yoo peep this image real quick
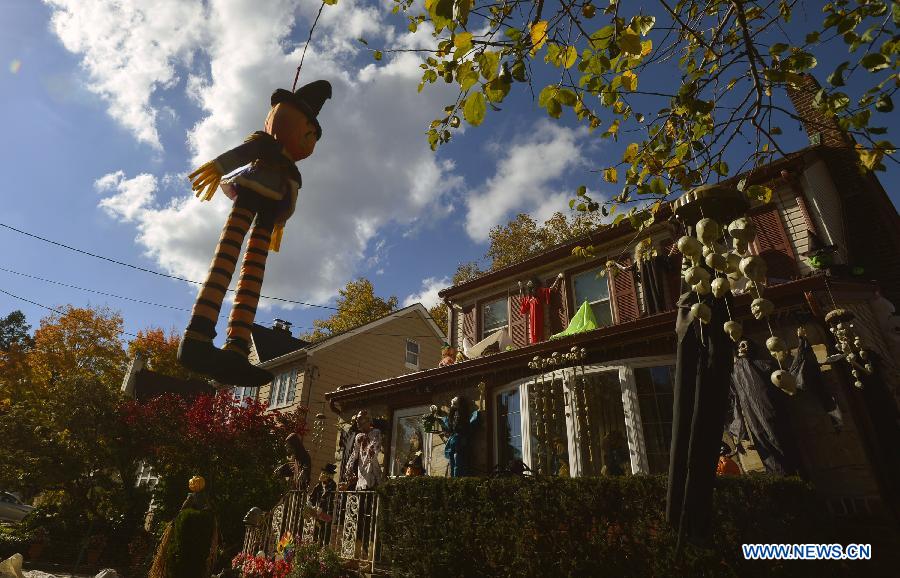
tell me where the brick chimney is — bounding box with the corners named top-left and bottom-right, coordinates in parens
top-left (786, 74), bottom-right (900, 303)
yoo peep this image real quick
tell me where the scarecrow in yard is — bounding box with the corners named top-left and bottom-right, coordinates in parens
top-left (149, 475), bottom-right (218, 578)
top-left (178, 80), bottom-right (332, 387)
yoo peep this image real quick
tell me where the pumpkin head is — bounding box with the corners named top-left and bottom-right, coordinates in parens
top-left (189, 475), bottom-right (206, 493)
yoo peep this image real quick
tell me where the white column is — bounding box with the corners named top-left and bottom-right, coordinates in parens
top-left (620, 365), bottom-right (650, 474)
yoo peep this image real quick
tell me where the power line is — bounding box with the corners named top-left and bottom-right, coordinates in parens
top-left (0, 287), bottom-right (140, 339)
top-left (0, 222), bottom-right (338, 310)
top-left (0, 266), bottom-right (192, 312)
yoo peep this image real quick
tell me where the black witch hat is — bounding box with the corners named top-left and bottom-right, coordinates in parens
top-left (321, 463), bottom-right (337, 475)
top-left (802, 229), bottom-right (836, 257)
top-left (271, 80), bottom-right (332, 139)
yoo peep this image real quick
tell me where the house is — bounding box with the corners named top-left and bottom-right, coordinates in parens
top-left (324, 74), bottom-right (900, 528)
top-left (247, 304), bottom-right (445, 473)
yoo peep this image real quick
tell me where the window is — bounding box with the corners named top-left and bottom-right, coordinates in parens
top-left (572, 268), bottom-right (613, 326)
top-left (269, 368), bottom-right (298, 409)
top-left (495, 388), bottom-right (523, 469)
top-left (232, 386), bottom-right (258, 407)
top-left (390, 406), bottom-right (432, 476)
top-left (405, 339), bottom-right (420, 368)
top-left (525, 377), bottom-right (571, 476)
top-left (481, 297), bottom-right (509, 340)
top-left (633, 365), bottom-right (675, 474)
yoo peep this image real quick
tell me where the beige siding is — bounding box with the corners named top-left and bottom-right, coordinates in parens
top-left (801, 159), bottom-right (848, 263)
top-left (772, 185), bottom-right (814, 276)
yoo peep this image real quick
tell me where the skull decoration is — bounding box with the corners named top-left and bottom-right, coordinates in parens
top-left (739, 255), bottom-right (768, 283)
top-left (705, 253), bottom-right (728, 272)
top-left (684, 265), bottom-right (711, 286)
top-left (765, 336), bottom-right (786, 353)
top-left (693, 278), bottom-right (711, 295)
top-left (677, 235), bottom-right (703, 262)
top-left (711, 277), bottom-right (731, 298)
top-left (727, 217), bottom-right (756, 254)
top-left (725, 252), bottom-right (742, 274)
top-left (690, 302), bottom-right (712, 324)
top-left (695, 218), bottom-right (722, 247)
top-left (724, 320), bottom-right (743, 342)
top-left (751, 298), bottom-right (775, 320)
top-left (771, 369), bottom-right (797, 395)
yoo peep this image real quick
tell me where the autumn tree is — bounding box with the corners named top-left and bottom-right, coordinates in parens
top-left (376, 0), bottom-right (896, 227)
top-left (0, 310), bottom-right (32, 351)
top-left (128, 327), bottom-right (204, 381)
top-left (428, 303), bottom-right (449, 336)
top-left (303, 278), bottom-right (399, 341)
top-left (486, 211), bottom-right (605, 269)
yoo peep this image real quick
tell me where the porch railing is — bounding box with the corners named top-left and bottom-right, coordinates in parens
top-left (242, 489), bottom-right (384, 573)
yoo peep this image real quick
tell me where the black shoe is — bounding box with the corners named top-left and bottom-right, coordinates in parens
top-left (177, 336), bottom-right (220, 375)
top-left (208, 349), bottom-right (273, 387)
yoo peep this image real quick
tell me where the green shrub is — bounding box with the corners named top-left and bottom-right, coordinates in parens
top-left (377, 474), bottom-right (890, 577)
top-left (166, 508), bottom-right (216, 578)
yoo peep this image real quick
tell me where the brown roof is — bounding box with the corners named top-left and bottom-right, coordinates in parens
top-left (250, 323), bottom-right (308, 362)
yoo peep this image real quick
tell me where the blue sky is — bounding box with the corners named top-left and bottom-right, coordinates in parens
top-left (1, 0), bottom-right (898, 343)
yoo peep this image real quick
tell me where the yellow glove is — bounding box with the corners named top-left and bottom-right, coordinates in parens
top-left (188, 161), bottom-right (223, 201)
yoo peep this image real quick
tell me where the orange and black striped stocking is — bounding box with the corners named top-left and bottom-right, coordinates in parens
top-left (185, 204), bottom-right (255, 341)
top-left (223, 219), bottom-right (274, 357)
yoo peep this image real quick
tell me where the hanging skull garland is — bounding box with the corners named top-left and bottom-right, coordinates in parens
top-left (824, 308), bottom-right (875, 388)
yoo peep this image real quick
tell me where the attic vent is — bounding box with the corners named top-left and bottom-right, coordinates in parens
top-left (273, 319), bottom-right (293, 334)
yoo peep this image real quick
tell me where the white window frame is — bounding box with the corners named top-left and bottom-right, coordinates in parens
top-left (571, 267), bottom-right (613, 326)
top-left (493, 382), bottom-right (527, 469)
top-left (232, 385), bottom-right (258, 407)
top-left (493, 355), bottom-right (676, 477)
top-left (390, 405), bottom-right (433, 477)
top-left (481, 296), bottom-right (509, 340)
top-left (269, 368), bottom-right (298, 409)
top-left (405, 339), bottom-right (420, 370)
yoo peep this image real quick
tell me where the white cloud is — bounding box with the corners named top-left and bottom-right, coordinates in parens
top-left (48, 0), bottom-right (463, 309)
top-left (96, 171), bottom-right (157, 223)
top-left (45, 0), bottom-right (206, 149)
top-left (403, 276), bottom-right (451, 309)
top-left (464, 121), bottom-right (587, 242)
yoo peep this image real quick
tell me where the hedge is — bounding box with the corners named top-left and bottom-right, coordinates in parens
top-left (377, 475), bottom-right (895, 577)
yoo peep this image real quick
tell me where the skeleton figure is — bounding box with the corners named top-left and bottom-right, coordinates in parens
top-left (728, 339), bottom-right (799, 475)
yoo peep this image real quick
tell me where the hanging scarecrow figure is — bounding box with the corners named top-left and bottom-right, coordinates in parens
top-left (178, 81), bottom-right (332, 386)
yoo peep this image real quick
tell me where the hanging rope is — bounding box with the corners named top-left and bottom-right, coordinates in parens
top-left (293, 1), bottom-right (328, 91)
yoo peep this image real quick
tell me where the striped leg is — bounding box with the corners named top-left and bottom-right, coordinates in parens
top-left (185, 205), bottom-right (255, 341)
top-left (223, 218), bottom-right (273, 356)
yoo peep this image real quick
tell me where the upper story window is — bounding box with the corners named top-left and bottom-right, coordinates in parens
top-left (481, 297), bottom-right (509, 340)
top-left (232, 386), bottom-right (258, 407)
top-left (572, 268), bottom-right (613, 326)
top-left (269, 368), bottom-right (298, 409)
top-left (406, 339), bottom-right (420, 368)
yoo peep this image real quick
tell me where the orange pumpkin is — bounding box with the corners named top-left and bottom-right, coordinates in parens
top-left (189, 475), bottom-right (205, 492)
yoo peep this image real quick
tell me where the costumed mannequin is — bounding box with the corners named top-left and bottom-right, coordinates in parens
top-left (149, 476), bottom-right (218, 578)
top-left (728, 338), bottom-right (800, 475)
top-left (344, 410), bottom-right (384, 490)
top-left (440, 396), bottom-right (482, 477)
top-left (518, 274), bottom-right (563, 344)
top-left (178, 81), bottom-right (333, 387)
top-left (438, 344), bottom-right (457, 367)
top-left (632, 241), bottom-right (675, 315)
top-left (308, 464), bottom-right (337, 541)
top-left (274, 433), bottom-right (312, 491)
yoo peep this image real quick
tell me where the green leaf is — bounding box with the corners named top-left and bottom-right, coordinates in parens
top-left (479, 51), bottom-right (500, 80)
top-left (861, 52), bottom-right (889, 72)
top-left (538, 85), bottom-right (557, 108)
top-left (463, 91), bottom-right (486, 126)
top-left (455, 0), bottom-right (471, 26)
top-left (556, 88), bottom-right (577, 106)
top-left (827, 61), bottom-right (849, 86)
top-left (425, 0), bottom-right (454, 32)
top-left (649, 178), bottom-right (666, 196)
top-left (589, 25), bottom-right (615, 50)
top-left (622, 142), bottom-right (639, 163)
top-left (714, 160), bottom-right (729, 176)
top-left (621, 70), bottom-right (637, 91)
top-left (805, 31), bottom-right (820, 44)
top-left (632, 15), bottom-right (656, 35)
top-left (769, 43), bottom-right (789, 57)
top-left (618, 30), bottom-right (642, 56)
top-left (511, 61), bottom-right (526, 82)
top-left (875, 94), bottom-right (894, 113)
top-left (357, 38), bottom-right (368, 46)
top-left (485, 76), bottom-right (511, 103)
top-left (603, 167), bottom-right (618, 183)
top-left (456, 62), bottom-right (479, 91)
top-left (745, 184), bottom-right (773, 203)
top-left (564, 46), bottom-right (578, 69)
top-left (373, 50), bottom-right (383, 61)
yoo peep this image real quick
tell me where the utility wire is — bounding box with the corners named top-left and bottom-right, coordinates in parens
top-left (0, 222), bottom-right (337, 310)
top-left (0, 287), bottom-right (140, 339)
top-left (0, 266), bottom-right (192, 312)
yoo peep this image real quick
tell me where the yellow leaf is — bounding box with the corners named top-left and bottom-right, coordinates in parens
top-left (564, 45), bottom-right (578, 69)
top-left (622, 70), bottom-right (637, 91)
top-left (607, 119), bottom-right (620, 135)
top-left (622, 142), bottom-right (639, 163)
top-left (530, 21), bottom-right (549, 55)
top-left (641, 39), bottom-right (653, 56)
top-left (603, 167), bottom-right (618, 183)
top-left (454, 32), bottom-right (473, 53)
